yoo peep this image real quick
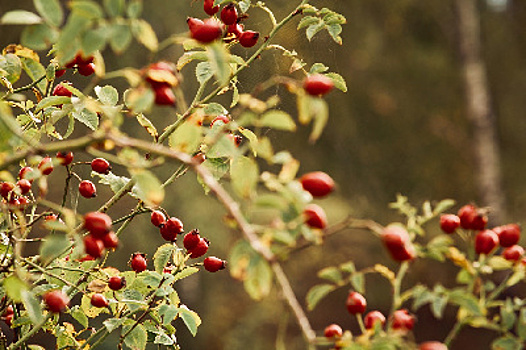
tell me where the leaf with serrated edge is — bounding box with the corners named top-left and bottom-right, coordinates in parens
top-left (306, 284), bottom-right (335, 311)
top-left (178, 305), bottom-right (201, 337)
top-left (153, 244), bottom-right (176, 274)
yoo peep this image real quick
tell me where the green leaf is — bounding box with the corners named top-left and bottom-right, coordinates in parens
top-left (21, 23), bottom-right (59, 51)
top-left (131, 19), bottom-right (158, 51)
top-left (154, 333), bottom-right (174, 345)
top-left (196, 62), bottom-right (213, 85)
top-left (306, 283), bottom-right (335, 311)
top-left (309, 63), bottom-right (329, 74)
top-left (327, 24), bottom-right (343, 45)
top-left (449, 289), bottom-right (482, 316)
top-left (153, 244), bottom-right (176, 274)
top-left (244, 256), bottom-right (272, 301)
top-left (70, 305), bottom-right (89, 328)
top-left (491, 336), bottom-right (523, 350)
top-left (34, 0), bottom-right (63, 27)
top-left (238, 0), bottom-right (251, 13)
top-left (94, 172), bottom-right (131, 194)
top-left (70, 1), bottom-right (103, 19)
top-left (207, 42), bottom-right (231, 86)
top-left (306, 22), bottom-right (326, 41)
top-left (72, 106), bottom-right (99, 130)
top-left (127, 0), bottom-right (143, 18)
top-left (433, 199), bottom-right (456, 215)
top-left (501, 299), bottom-right (516, 331)
top-left (317, 267), bottom-right (342, 283)
top-left (21, 290), bottom-right (44, 325)
top-left (3, 275), bottom-right (28, 303)
top-left (1, 11), bottom-right (42, 25)
top-left (158, 304), bottom-right (179, 325)
top-left (350, 273), bottom-right (365, 294)
top-left (489, 256), bottom-right (513, 271)
top-left (39, 234), bottom-right (70, 265)
top-left (104, 0), bottom-right (125, 16)
top-left (104, 317), bottom-right (127, 333)
top-left (517, 308), bottom-right (526, 340)
top-left (178, 305), bottom-right (201, 337)
top-left (259, 110), bottom-right (296, 131)
top-left (169, 121), bottom-right (203, 154)
top-left (35, 96), bottom-right (71, 112)
top-left (430, 294), bottom-right (448, 319)
top-left (122, 323), bottom-right (147, 350)
top-left (303, 97), bottom-right (329, 142)
top-left (173, 267), bottom-right (199, 282)
top-left (131, 169), bottom-right (165, 207)
top-left (230, 156), bottom-right (259, 198)
top-left (204, 102), bottom-right (228, 116)
top-left (298, 16), bottom-right (319, 30)
top-left (177, 51), bottom-right (208, 71)
top-left (20, 57), bottom-right (47, 94)
top-left (110, 23), bottom-right (133, 53)
top-left (136, 113), bottom-right (158, 139)
top-left (0, 54), bottom-right (22, 84)
top-left (325, 72), bottom-right (347, 92)
top-left (124, 87), bottom-right (155, 113)
top-left (81, 27), bottom-right (108, 56)
top-left (95, 85), bottom-right (119, 106)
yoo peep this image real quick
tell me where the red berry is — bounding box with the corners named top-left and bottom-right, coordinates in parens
top-left (203, 256), bottom-right (226, 272)
top-left (221, 4), bottom-right (238, 25)
top-left (300, 171), bottom-right (335, 198)
top-left (364, 310), bottom-right (386, 330)
top-left (75, 54), bottom-right (94, 65)
top-left (210, 114), bottom-right (230, 128)
top-left (494, 224), bottom-right (521, 248)
top-left (154, 85), bottom-right (176, 106)
top-left (17, 196), bottom-right (29, 209)
top-left (84, 212), bottom-right (112, 238)
top-left (418, 341), bottom-right (448, 350)
top-left (303, 74), bottom-right (334, 96)
top-left (160, 217), bottom-right (184, 242)
top-left (238, 30), bottom-right (259, 48)
top-left (108, 276), bottom-right (126, 291)
top-left (391, 309), bottom-right (416, 331)
top-left (323, 323), bottom-right (343, 338)
top-left (43, 290), bottom-right (70, 313)
top-left (382, 225), bottom-right (416, 262)
top-left (79, 180), bottom-right (97, 198)
top-left (102, 231), bottom-right (119, 250)
top-left (55, 69), bottom-right (66, 78)
top-left (502, 245), bottom-right (524, 262)
top-left (304, 204), bottom-right (328, 229)
top-left (188, 17), bottom-right (223, 43)
top-left (0, 182), bottom-right (14, 198)
top-left (204, 0), bottom-right (219, 15)
top-left (91, 293), bottom-right (109, 308)
top-left (474, 229), bottom-right (499, 255)
top-left (84, 234), bottom-right (105, 258)
top-left (440, 214), bottom-right (460, 234)
top-left (16, 179), bottom-right (32, 195)
top-left (91, 158), bottom-right (111, 174)
top-left (130, 253), bottom-right (148, 273)
top-left (192, 152), bottom-right (206, 164)
top-left (458, 204), bottom-right (487, 230)
top-left (150, 210), bottom-right (166, 227)
top-left (56, 151), bottom-right (74, 166)
top-left (183, 229), bottom-right (201, 251)
top-left (78, 62), bottom-right (95, 76)
top-left (227, 23), bottom-right (244, 37)
top-left (38, 156), bottom-right (54, 176)
top-left (52, 82), bottom-right (73, 97)
top-left (189, 238), bottom-right (209, 258)
top-left (2, 305), bottom-right (14, 317)
top-left (18, 166), bottom-right (34, 182)
top-left (346, 291), bottom-right (367, 314)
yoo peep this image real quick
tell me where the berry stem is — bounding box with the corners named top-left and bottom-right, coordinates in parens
top-left (355, 314), bottom-right (367, 334)
top-left (386, 261), bottom-right (409, 330)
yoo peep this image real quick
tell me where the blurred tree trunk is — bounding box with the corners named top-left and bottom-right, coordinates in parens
top-left (455, 0), bottom-right (506, 223)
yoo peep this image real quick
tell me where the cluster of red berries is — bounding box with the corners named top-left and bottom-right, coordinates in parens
top-left (55, 53), bottom-right (96, 78)
top-left (299, 171), bottom-right (335, 230)
top-left (187, 1), bottom-right (259, 48)
top-left (143, 61), bottom-right (178, 106)
top-left (1, 305), bottom-right (14, 326)
top-left (440, 204), bottom-right (524, 263)
top-left (78, 157), bottom-right (112, 199)
top-left (83, 212), bottom-right (119, 259)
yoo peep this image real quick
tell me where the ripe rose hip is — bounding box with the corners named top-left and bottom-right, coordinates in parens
top-left (188, 17), bottom-right (223, 43)
top-left (364, 310), bottom-right (386, 330)
top-left (150, 210), bottom-right (166, 227)
top-left (52, 82), bottom-right (73, 97)
top-left (0, 182), bottom-right (14, 198)
top-left (183, 229), bottom-right (201, 251)
top-left (303, 74), bottom-right (334, 96)
top-left (130, 253), bottom-right (148, 273)
top-left (323, 323), bottom-right (343, 338)
top-left (102, 231), bottom-right (119, 250)
top-left (475, 229), bottom-right (499, 255)
top-left (502, 245), bottom-right (524, 262)
top-left (204, 0), bottom-right (219, 15)
top-left (84, 234), bottom-right (105, 258)
top-left (18, 166), bottom-right (34, 182)
top-left (16, 179), bottom-right (32, 195)
top-left (239, 30), bottom-right (260, 48)
top-left (160, 217), bottom-right (184, 242)
top-left (227, 23), bottom-right (244, 37)
top-left (189, 237), bottom-right (209, 258)
top-left (91, 158), bottom-right (111, 174)
top-left (391, 309), bottom-right (415, 331)
top-left (43, 290), bottom-right (70, 313)
top-left (418, 341), bottom-right (448, 350)
top-left (494, 224), bottom-right (521, 248)
top-left (56, 151), bottom-right (74, 166)
top-left (79, 180), bottom-right (97, 198)
top-left (382, 225), bottom-right (416, 262)
top-left (346, 291), bottom-right (367, 314)
top-left (440, 214), bottom-right (460, 234)
top-left (108, 275), bottom-right (126, 291)
top-left (300, 171), bottom-right (335, 197)
top-left (55, 69), bottom-right (66, 78)
top-left (221, 4), bottom-right (238, 25)
top-left (154, 85), bottom-right (176, 106)
top-left (304, 204), bottom-right (328, 229)
top-left (78, 62), bottom-right (96, 76)
top-left (84, 212), bottom-right (112, 238)
top-left (91, 293), bottom-right (109, 308)
top-left (38, 156), bottom-right (54, 176)
top-left (203, 256), bottom-right (226, 272)
top-left (458, 204), bottom-right (487, 230)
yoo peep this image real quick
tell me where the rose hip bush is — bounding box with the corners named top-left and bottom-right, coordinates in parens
top-left (0, 1), bottom-right (523, 350)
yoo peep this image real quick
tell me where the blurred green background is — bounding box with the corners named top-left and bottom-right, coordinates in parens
top-left (1, 0), bottom-right (526, 349)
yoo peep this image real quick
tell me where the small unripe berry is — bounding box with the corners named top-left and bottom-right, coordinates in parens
top-left (84, 234), bottom-right (105, 258)
top-left (183, 229), bottom-right (201, 251)
top-left (91, 158), bottom-right (111, 174)
top-left (150, 210), bottom-right (166, 227)
top-left (108, 276), bottom-right (126, 291)
top-left (300, 171), bottom-right (335, 197)
top-left (418, 341), bottom-right (448, 350)
top-left (303, 74), bottom-right (334, 96)
top-left (502, 245), bottom-right (524, 262)
top-left (56, 151), bottom-right (74, 166)
top-left (439, 214), bottom-right (460, 234)
top-left (238, 30), bottom-right (259, 48)
top-left (475, 229), bottom-right (499, 255)
top-left (304, 204), bottom-right (328, 229)
top-left (221, 4), bottom-right (238, 25)
top-left (364, 310), bottom-right (386, 330)
top-left (203, 256), bottom-right (226, 272)
top-left (79, 180), bottom-right (97, 198)
top-left (43, 290), bottom-right (70, 313)
top-left (91, 293), bottom-right (109, 308)
top-left (130, 253), bottom-right (148, 273)
top-left (189, 237), bottom-right (209, 258)
top-left (38, 156), bottom-right (54, 176)
top-left (346, 291), bottom-right (367, 314)
top-left (324, 324), bottom-right (343, 338)
top-left (84, 212), bottom-right (112, 238)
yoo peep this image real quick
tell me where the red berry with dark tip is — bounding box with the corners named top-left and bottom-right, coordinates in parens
top-left (324, 324), bottom-right (343, 338)
top-left (502, 245), bottom-right (524, 262)
top-left (102, 231), bottom-right (119, 250)
top-left (16, 179), bottom-right (31, 195)
top-left (364, 310), bottom-right (386, 330)
top-left (221, 4), bottom-right (238, 25)
top-left (227, 23), bottom-right (244, 37)
top-left (391, 309), bottom-right (416, 331)
top-left (458, 204), bottom-right (487, 230)
top-left (188, 17), bottom-right (223, 43)
top-left (238, 30), bottom-right (259, 48)
top-left (160, 217), bottom-right (184, 242)
top-left (91, 158), bottom-right (111, 174)
top-left (418, 341), bottom-right (448, 350)
top-left (183, 229), bottom-right (201, 251)
top-left (91, 293), bottom-right (109, 308)
top-left (154, 85), bottom-right (176, 106)
top-left (79, 180), bottom-right (97, 198)
top-left (475, 229), bottom-right (499, 255)
top-left (203, 256), bottom-right (226, 272)
top-left (150, 210), bottom-right (166, 227)
top-left (304, 204), bottom-right (328, 229)
top-left (300, 171), bottom-right (335, 198)
top-left (84, 212), bottom-right (112, 238)
top-left (346, 291), bottom-right (367, 314)
top-left (0, 182), bottom-right (14, 198)
top-left (494, 224), bottom-right (521, 248)
top-left (43, 290), bottom-right (70, 313)
top-left (52, 82), bottom-right (73, 97)
top-left (108, 275), bottom-right (126, 291)
top-left (84, 234), bottom-right (105, 258)
top-left (189, 238), bottom-right (209, 258)
top-left (56, 151), bottom-right (74, 166)
top-left (78, 63), bottom-right (96, 76)
top-left (204, 0), bottom-right (219, 15)
top-left (440, 214), bottom-right (460, 234)
top-left (303, 74), bottom-right (334, 96)
top-left (38, 156), bottom-right (54, 176)
top-left (130, 253), bottom-right (148, 273)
